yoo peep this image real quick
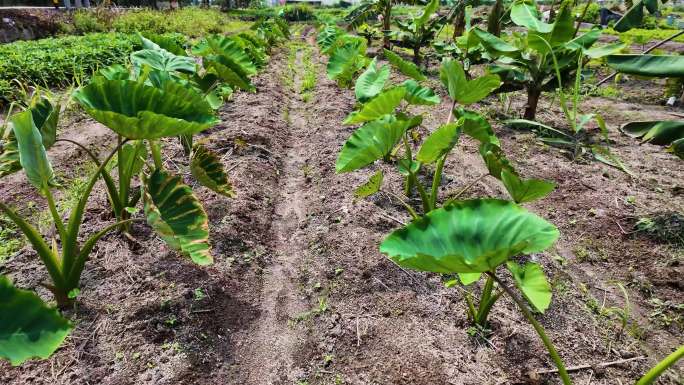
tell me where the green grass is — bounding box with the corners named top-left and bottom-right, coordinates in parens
top-left (0, 215), bottom-right (22, 266)
top-left (600, 27), bottom-right (684, 45)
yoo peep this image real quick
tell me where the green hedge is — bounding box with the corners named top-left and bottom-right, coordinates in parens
top-left (0, 33), bottom-right (139, 103)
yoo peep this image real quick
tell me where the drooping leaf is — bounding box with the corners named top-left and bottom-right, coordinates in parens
top-left (471, 28), bottom-right (520, 57)
top-left (440, 59), bottom-right (501, 105)
top-left (10, 110), bottom-right (57, 192)
top-left (0, 132), bottom-right (20, 178)
top-left (0, 275), bottom-right (73, 366)
top-left (416, 0), bottom-right (440, 27)
top-left (131, 49), bottom-right (196, 74)
top-left (402, 80), bottom-right (440, 106)
top-left (416, 121), bottom-right (462, 164)
top-left (354, 170), bottom-right (384, 198)
top-left (455, 109), bottom-right (500, 145)
top-left (191, 144), bottom-right (236, 198)
top-left (621, 120), bottom-right (684, 145)
top-left (142, 169), bottom-right (212, 265)
top-left (501, 169), bottom-right (555, 203)
top-left (383, 49), bottom-right (426, 81)
top-left (140, 33), bottom-right (187, 56)
top-left (355, 58), bottom-right (390, 103)
top-left (668, 138), bottom-right (684, 159)
top-left (192, 35), bottom-right (257, 75)
top-left (506, 261), bottom-right (552, 313)
top-left (549, 0), bottom-right (574, 45)
top-left (205, 54), bottom-right (256, 92)
top-left (379, 199), bottom-right (559, 274)
top-left (614, 1), bottom-right (645, 32)
top-left (343, 87), bottom-right (407, 125)
top-left (480, 142), bottom-right (516, 179)
top-left (336, 115), bottom-right (412, 173)
top-left (510, 0), bottom-right (553, 33)
top-left (606, 55), bottom-right (684, 78)
top-left (73, 79), bottom-right (218, 140)
top-left (583, 43), bottom-right (626, 59)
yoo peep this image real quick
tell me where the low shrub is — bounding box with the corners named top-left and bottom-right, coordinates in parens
top-left (112, 8), bottom-right (248, 37)
top-left (72, 10), bottom-right (108, 33)
top-left (573, 2), bottom-right (601, 24)
top-left (0, 33), bottom-right (140, 104)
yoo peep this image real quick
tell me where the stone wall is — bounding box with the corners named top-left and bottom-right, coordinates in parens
top-left (0, 10), bottom-right (61, 43)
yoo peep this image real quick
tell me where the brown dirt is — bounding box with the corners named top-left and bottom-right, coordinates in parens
top-left (1, 27), bottom-right (682, 385)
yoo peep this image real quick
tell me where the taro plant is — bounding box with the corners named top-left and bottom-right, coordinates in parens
top-left (379, 199), bottom-right (571, 384)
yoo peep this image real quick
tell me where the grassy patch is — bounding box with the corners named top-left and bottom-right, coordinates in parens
top-left (0, 215), bottom-right (23, 266)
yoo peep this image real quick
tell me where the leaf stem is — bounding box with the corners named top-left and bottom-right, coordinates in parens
top-left (487, 271), bottom-right (572, 385)
top-left (150, 140), bottom-right (163, 169)
top-left (636, 345), bottom-right (684, 385)
top-left (429, 154), bottom-right (446, 210)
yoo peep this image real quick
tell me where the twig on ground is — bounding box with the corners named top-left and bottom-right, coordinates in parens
top-left (535, 356), bottom-right (645, 375)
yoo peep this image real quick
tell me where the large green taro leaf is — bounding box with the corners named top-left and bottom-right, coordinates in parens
top-left (191, 144), bottom-right (236, 198)
top-left (355, 58), bottom-right (390, 103)
top-left (131, 49), bottom-right (196, 74)
top-left (440, 59), bottom-right (501, 105)
top-left (142, 169), bottom-right (212, 265)
top-left (205, 54), bottom-right (256, 92)
top-left (140, 33), bottom-right (187, 56)
top-left (621, 120), bottom-right (684, 145)
top-left (383, 49), bottom-right (426, 81)
top-left (336, 115), bottom-right (412, 173)
top-left (344, 87), bottom-right (406, 125)
top-left (402, 80), bottom-right (440, 106)
top-left (416, 121), bottom-right (462, 164)
top-left (73, 79), bottom-right (218, 140)
top-left (606, 55), bottom-right (684, 78)
top-left (193, 35), bottom-right (257, 76)
top-left (327, 44), bottom-right (366, 87)
top-left (10, 110), bottom-right (58, 192)
top-left (0, 276), bottom-right (72, 366)
top-left (380, 199), bottom-right (559, 274)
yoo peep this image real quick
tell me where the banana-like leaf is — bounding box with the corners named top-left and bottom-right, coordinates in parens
top-left (337, 115), bottom-right (412, 173)
top-left (471, 28), bottom-right (520, 57)
top-left (669, 138), bottom-right (684, 159)
top-left (10, 110), bottom-right (57, 192)
top-left (383, 49), bottom-right (426, 81)
top-left (614, 1), bottom-right (645, 32)
top-left (621, 120), bottom-right (684, 145)
top-left (583, 43), bottom-right (626, 59)
top-left (0, 132), bottom-right (20, 178)
top-left (0, 276), bottom-right (73, 366)
top-left (355, 58), bottom-right (390, 103)
top-left (344, 87), bottom-right (406, 125)
top-left (416, 0), bottom-right (440, 27)
top-left (142, 169), bottom-right (212, 265)
top-left (549, 0), bottom-right (574, 45)
top-left (506, 261), bottom-right (552, 313)
top-left (416, 121), bottom-right (462, 164)
top-left (131, 49), bottom-right (196, 74)
top-left (501, 169), bottom-right (555, 203)
top-left (440, 59), bottom-right (501, 105)
top-left (380, 199), bottom-right (559, 274)
top-left (191, 144), bottom-right (236, 198)
top-left (402, 80), bottom-right (440, 106)
top-left (205, 54), bottom-right (256, 92)
top-left (606, 55), bottom-right (684, 78)
top-left (510, 0), bottom-right (553, 33)
top-left (354, 170), bottom-right (384, 198)
top-left (73, 79), bottom-right (218, 140)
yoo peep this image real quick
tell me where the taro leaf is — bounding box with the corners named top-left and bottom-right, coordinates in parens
top-left (458, 272), bottom-right (482, 285)
top-left (606, 55), bottom-right (684, 78)
top-left (402, 80), bottom-right (440, 106)
top-left (97, 64), bottom-right (131, 80)
top-left (383, 49), bottom-right (426, 81)
top-left (506, 261), bottom-right (552, 313)
top-left (343, 87), bottom-right (406, 125)
top-left (317, 25), bottom-right (345, 51)
top-left (10, 110), bottom-right (58, 192)
top-left (501, 169), bottom-right (555, 203)
top-left (140, 33), bottom-right (186, 56)
top-left (379, 199), bottom-right (559, 274)
top-left (480, 142), bottom-right (516, 179)
top-left (131, 49), bottom-right (196, 74)
top-left (354, 170), bottom-right (384, 198)
top-left (192, 35), bottom-right (257, 75)
top-left (73, 79), bottom-right (218, 140)
top-left (510, 0), bottom-right (553, 33)
top-left (0, 275), bottom-right (73, 366)
top-left (621, 121), bottom-right (684, 145)
top-left (191, 144), bottom-right (236, 198)
top-left (0, 133), bottom-right (20, 178)
top-left (397, 158), bottom-right (421, 176)
top-left (440, 59), bottom-right (501, 105)
top-left (416, 121), bottom-right (462, 164)
top-left (355, 58), bottom-right (390, 103)
top-left (456, 109), bottom-right (500, 145)
top-left (205, 55), bottom-right (256, 92)
top-left (30, 98), bottom-right (58, 148)
top-left (142, 169), bottom-right (212, 265)
top-left (337, 115), bottom-right (412, 173)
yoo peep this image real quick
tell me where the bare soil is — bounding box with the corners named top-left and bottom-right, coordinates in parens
top-left (1, 27), bottom-right (682, 385)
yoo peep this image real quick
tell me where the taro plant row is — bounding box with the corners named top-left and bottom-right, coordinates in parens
top-left (0, 17), bottom-right (291, 366)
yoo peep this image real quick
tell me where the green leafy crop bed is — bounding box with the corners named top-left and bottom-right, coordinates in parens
top-left (0, 33), bottom-right (140, 104)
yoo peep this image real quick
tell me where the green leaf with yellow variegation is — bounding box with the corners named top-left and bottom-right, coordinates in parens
top-left (354, 170), bottom-right (384, 198)
top-left (191, 144), bottom-right (236, 198)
